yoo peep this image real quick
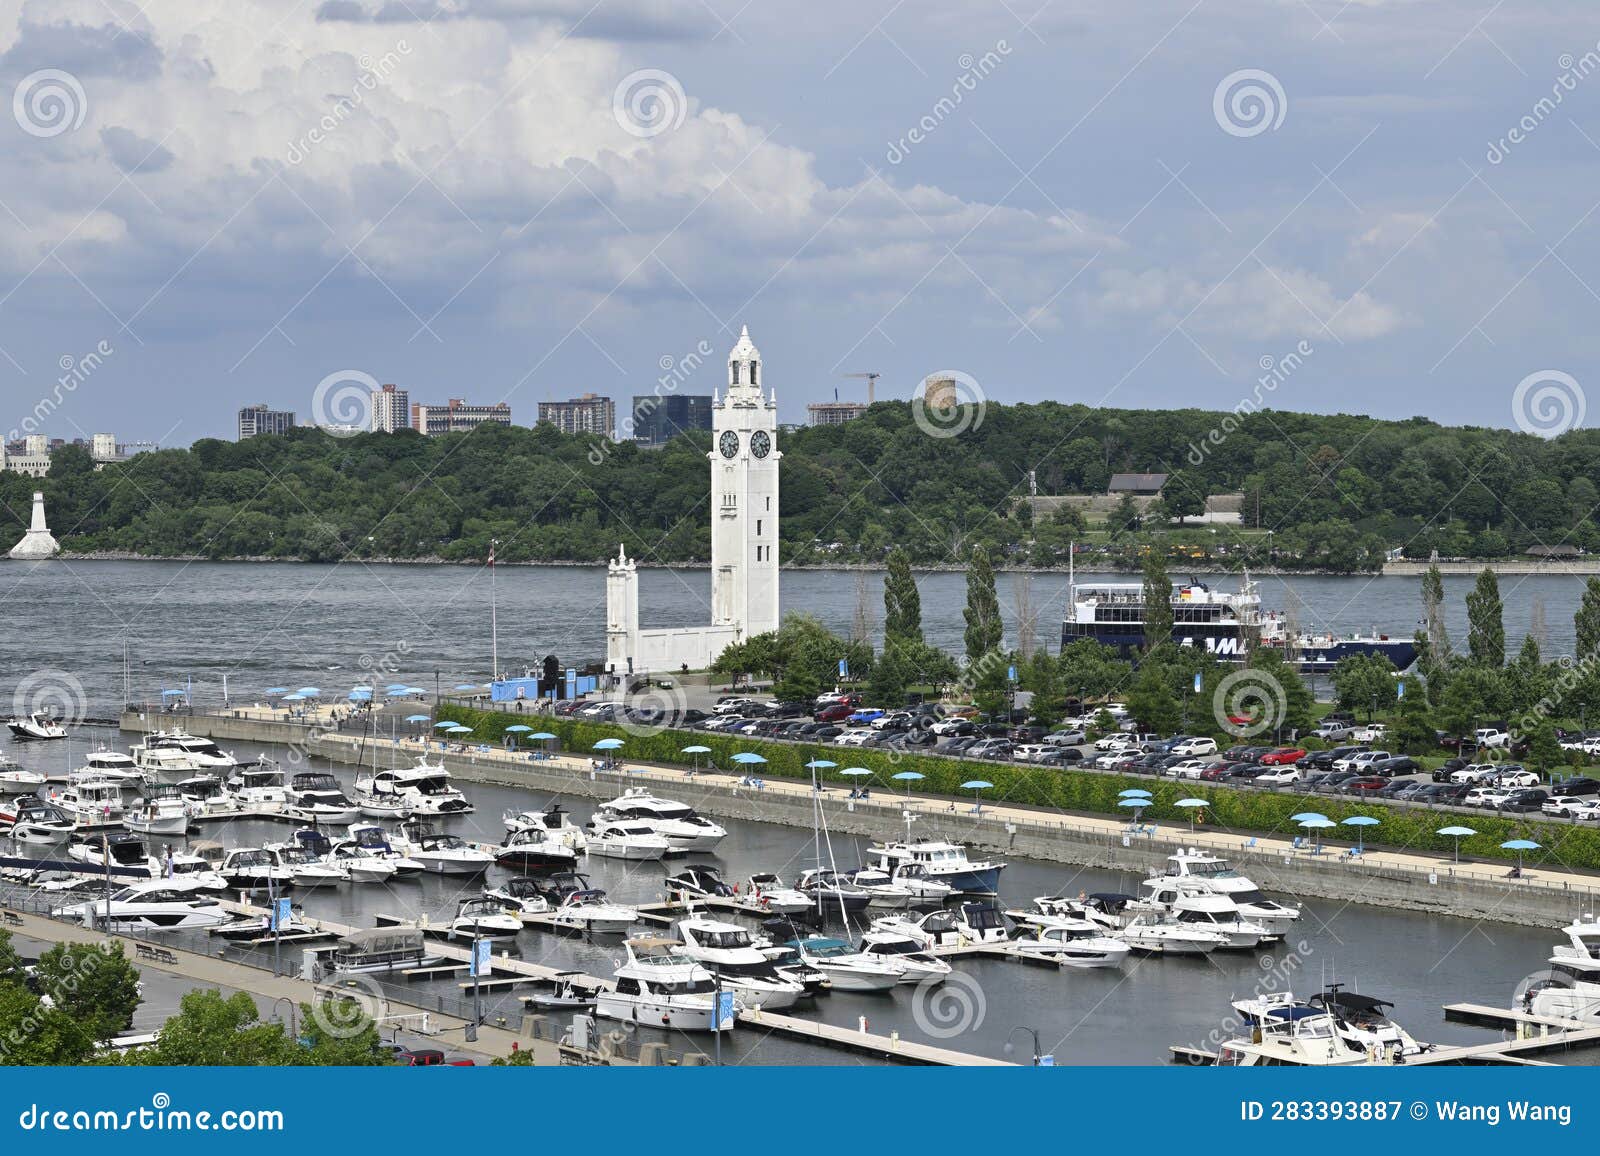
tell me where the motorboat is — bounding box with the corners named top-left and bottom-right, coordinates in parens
top-left (8, 712), bottom-right (66, 741)
top-left (175, 774), bottom-right (243, 818)
top-left (399, 827), bottom-right (492, 876)
top-left (66, 830), bottom-right (158, 878)
top-left (0, 757), bottom-right (45, 793)
top-left (1235, 986), bottom-right (1429, 1061)
top-left (856, 928), bottom-right (952, 983)
top-left (841, 867), bottom-right (914, 910)
top-left (1023, 892), bottom-right (1137, 935)
top-left (1, 795), bottom-right (74, 842)
top-left (493, 825), bottom-right (580, 872)
top-left (218, 847), bottom-right (296, 893)
top-left (547, 888), bottom-right (638, 935)
top-left (448, 896), bottom-right (522, 941)
top-left (51, 780), bottom-right (126, 827)
top-left (858, 861), bottom-right (953, 905)
top-left (1527, 913), bottom-right (1600, 1023)
top-left (595, 938), bottom-right (741, 1031)
top-left (123, 783), bottom-right (191, 838)
top-left (786, 936), bottom-right (901, 992)
top-left (130, 730), bottom-right (237, 773)
top-left (328, 927), bottom-right (445, 974)
top-left (796, 867), bottom-right (872, 915)
top-left (594, 788), bottom-right (727, 852)
top-left (1120, 914), bottom-right (1228, 956)
top-left (270, 844), bottom-right (346, 889)
top-left (864, 840), bottom-right (1005, 894)
top-left (356, 757), bottom-right (471, 816)
top-left (349, 788), bottom-right (411, 822)
top-left (583, 820), bottom-right (671, 861)
top-left (1135, 883), bottom-right (1269, 949)
top-left (736, 873), bottom-right (813, 916)
top-left (664, 864), bottom-right (736, 901)
top-left (869, 908), bottom-right (969, 950)
top-left (1145, 849), bottom-right (1300, 938)
top-left (1215, 1004), bottom-right (1377, 1066)
top-left (327, 841), bottom-right (400, 884)
top-left (286, 772), bottom-right (360, 826)
top-left (952, 903), bottom-right (1011, 944)
top-left (501, 803), bottom-right (586, 850)
top-left (485, 877), bottom-right (554, 916)
top-left (52, 878), bottom-right (229, 931)
top-left (1009, 920), bottom-right (1131, 969)
top-left (674, 915), bottom-right (808, 1009)
top-left (210, 906), bottom-right (318, 941)
top-left (525, 972), bottom-right (596, 1010)
top-left (161, 846), bottom-right (228, 892)
top-left (229, 763), bottom-right (289, 809)
top-left (76, 748), bottom-right (144, 784)
top-left (757, 941), bottom-right (830, 997)
top-left (344, 824), bottom-right (425, 878)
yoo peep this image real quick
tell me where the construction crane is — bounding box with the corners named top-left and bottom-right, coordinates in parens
top-left (841, 371), bottom-right (880, 405)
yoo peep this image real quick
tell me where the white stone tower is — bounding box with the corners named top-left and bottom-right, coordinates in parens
top-left (710, 325), bottom-right (781, 636)
top-left (605, 545), bottom-right (639, 673)
top-left (9, 492), bottom-right (59, 560)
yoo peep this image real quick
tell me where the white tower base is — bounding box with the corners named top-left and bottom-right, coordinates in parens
top-left (9, 492), bottom-right (59, 560)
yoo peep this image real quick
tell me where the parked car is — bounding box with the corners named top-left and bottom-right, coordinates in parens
top-left (1311, 746), bottom-right (1362, 771)
top-left (1314, 720), bottom-right (1358, 741)
top-left (1342, 776), bottom-right (1389, 794)
top-left (1315, 772), bottom-right (1363, 794)
top-left (1170, 736), bottom-right (1218, 757)
top-left (1450, 762), bottom-right (1501, 785)
top-left (966, 739), bottom-right (1014, 760)
top-left (1333, 750), bottom-right (1389, 774)
top-left (1376, 779), bottom-right (1425, 799)
top-left (1432, 758), bottom-right (1471, 783)
top-left (814, 703), bottom-right (852, 722)
top-left (1367, 756), bottom-right (1420, 778)
top-left (929, 718), bottom-right (976, 737)
top-left (1036, 748), bottom-right (1084, 766)
top-left (1168, 758), bottom-right (1215, 780)
top-left (1551, 777), bottom-right (1600, 797)
top-left (1045, 728), bottom-right (1088, 746)
top-left (1487, 768), bottom-right (1539, 789)
top-left (1500, 789), bottom-right (1550, 813)
top-left (1474, 728), bottom-right (1511, 749)
top-left (1011, 744), bottom-right (1050, 763)
top-left (1255, 765), bottom-right (1302, 786)
top-left (1259, 746), bottom-right (1307, 766)
top-left (1351, 723), bottom-right (1389, 744)
top-left (1463, 786), bottom-right (1511, 809)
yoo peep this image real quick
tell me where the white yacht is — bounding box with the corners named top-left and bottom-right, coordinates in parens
top-left (229, 764), bottom-right (289, 809)
top-left (1145, 849), bottom-right (1300, 938)
top-left (271, 844), bottom-right (345, 889)
top-left (399, 828), bottom-right (492, 876)
top-left (53, 878), bottom-right (229, 931)
top-left (502, 804), bottom-right (587, 850)
top-left (448, 896), bottom-right (522, 941)
top-left (856, 928), bottom-right (953, 983)
top-left (1009, 920), bottom-right (1131, 969)
top-left (1215, 1005), bottom-right (1377, 1066)
top-left (131, 730), bottom-right (237, 773)
top-left (343, 825), bottom-right (425, 878)
top-left (547, 888), bottom-right (638, 934)
top-left (356, 757), bottom-right (471, 816)
top-left (1135, 884), bottom-right (1269, 950)
top-left (1236, 987), bottom-right (1427, 1061)
top-left (8, 712), bottom-right (66, 741)
top-left (1120, 914), bottom-right (1228, 956)
top-left (842, 867), bottom-right (915, 910)
top-left (492, 825), bottom-right (580, 872)
top-left (285, 772), bottom-right (360, 825)
top-left (123, 783), bottom-right (190, 838)
top-left (675, 915), bottom-right (808, 1009)
top-left (67, 830), bottom-right (158, 877)
top-left (952, 903), bottom-right (1013, 944)
top-left (796, 867), bottom-right (872, 914)
top-left (1528, 914), bottom-right (1600, 1023)
top-left (175, 774), bottom-right (243, 819)
top-left (594, 788), bottom-right (727, 852)
top-left (486, 877), bottom-right (554, 917)
top-left (0, 758), bottom-right (45, 793)
top-left (869, 908), bottom-right (971, 950)
top-left (864, 840), bottom-right (1005, 894)
top-left (327, 841), bottom-right (400, 884)
top-left (596, 938), bottom-right (740, 1032)
top-left (74, 749), bottom-right (144, 784)
top-left (3, 796), bottom-right (74, 842)
top-left (584, 820), bottom-right (671, 861)
top-left (787, 936), bottom-right (901, 992)
top-left (163, 847), bottom-right (228, 893)
top-left (736, 873), bottom-right (813, 916)
top-left (218, 847), bottom-right (296, 893)
top-left (859, 862), bottom-right (953, 904)
top-left (52, 780), bottom-right (126, 827)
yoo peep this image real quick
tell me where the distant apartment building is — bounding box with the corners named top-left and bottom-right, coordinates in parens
top-left (0, 444), bottom-right (50, 476)
top-left (539, 394), bottom-right (615, 439)
top-left (410, 398), bottom-right (513, 436)
top-left (806, 401), bottom-right (869, 426)
top-left (370, 384), bottom-right (411, 432)
top-left (0, 431), bottom-right (147, 476)
top-left (629, 393), bottom-right (712, 446)
top-left (238, 404), bottom-right (296, 440)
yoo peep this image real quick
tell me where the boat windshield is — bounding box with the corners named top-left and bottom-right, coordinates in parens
top-left (693, 928), bottom-right (751, 949)
top-left (1183, 860), bottom-right (1239, 878)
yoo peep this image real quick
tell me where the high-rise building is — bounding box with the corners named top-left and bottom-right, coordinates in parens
top-left (370, 383), bottom-right (410, 432)
top-left (538, 394), bottom-right (615, 440)
top-left (238, 404), bottom-right (296, 440)
top-left (628, 393), bottom-right (712, 446)
top-left (806, 401), bottom-right (868, 426)
top-left (410, 398), bottom-right (513, 436)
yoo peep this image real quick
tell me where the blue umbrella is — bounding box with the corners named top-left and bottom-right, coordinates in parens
top-left (530, 732), bottom-right (557, 741)
top-left (447, 725), bottom-right (472, 734)
top-left (296, 687), bottom-right (321, 696)
top-left (404, 714), bottom-right (431, 723)
top-left (282, 693), bottom-right (305, 702)
top-left (264, 687), bottom-right (288, 695)
top-left (454, 684), bottom-right (479, 691)
top-left (891, 770), bottom-right (925, 806)
top-left (505, 725), bottom-right (533, 733)
top-left (1437, 825), bottom-right (1475, 865)
top-left (731, 752), bottom-right (767, 764)
top-left (593, 738), bottom-right (624, 750)
top-left (962, 779), bottom-right (994, 813)
top-left (1291, 811), bottom-right (1328, 822)
top-left (1118, 788), bottom-right (1153, 799)
top-left (806, 759), bottom-right (838, 769)
top-left (349, 688), bottom-right (372, 699)
top-left (840, 767), bottom-right (873, 777)
top-left (434, 721), bottom-right (458, 729)
top-left (403, 687), bottom-right (428, 695)
top-left (1342, 815), bottom-right (1380, 853)
top-left (1500, 839), bottom-right (1540, 873)
top-left (1174, 797), bottom-right (1208, 831)
top-left (385, 683), bottom-right (410, 693)
top-left (1299, 815), bottom-right (1335, 852)
top-left (681, 744), bottom-right (711, 772)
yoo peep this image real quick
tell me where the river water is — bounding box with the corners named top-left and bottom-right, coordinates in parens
top-left (0, 560), bottom-right (1590, 718)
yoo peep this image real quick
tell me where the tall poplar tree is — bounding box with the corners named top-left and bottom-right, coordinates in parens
top-left (882, 548), bottom-right (923, 649)
top-left (1466, 567), bottom-right (1504, 667)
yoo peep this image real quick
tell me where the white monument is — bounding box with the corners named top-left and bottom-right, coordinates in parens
top-left (9, 492), bottom-right (59, 559)
top-left (606, 326), bottom-right (781, 674)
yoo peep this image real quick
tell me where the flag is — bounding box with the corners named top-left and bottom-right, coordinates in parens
top-left (488, 540), bottom-right (495, 568)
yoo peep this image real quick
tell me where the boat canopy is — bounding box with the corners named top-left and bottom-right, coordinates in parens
top-left (342, 928), bottom-right (425, 951)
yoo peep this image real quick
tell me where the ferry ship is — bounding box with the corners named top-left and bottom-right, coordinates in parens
top-left (1061, 576), bottom-right (1416, 671)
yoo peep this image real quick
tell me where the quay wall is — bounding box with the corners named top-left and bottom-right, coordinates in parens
top-left (124, 712), bottom-right (1600, 929)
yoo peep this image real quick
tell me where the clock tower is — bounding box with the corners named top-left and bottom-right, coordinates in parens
top-left (710, 325), bottom-right (780, 636)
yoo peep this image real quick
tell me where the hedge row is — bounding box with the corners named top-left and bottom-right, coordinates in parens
top-left (436, 705), bottom-right (1600, 872)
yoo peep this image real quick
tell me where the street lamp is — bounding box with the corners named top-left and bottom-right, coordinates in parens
top-left (269, 997), bottom-right (298, 1041)
top-left (1004, 1025), bottom-right (1043, 1066)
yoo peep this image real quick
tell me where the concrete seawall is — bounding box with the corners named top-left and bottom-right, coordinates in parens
top-left (124, 712), bottom-right (1600, 930)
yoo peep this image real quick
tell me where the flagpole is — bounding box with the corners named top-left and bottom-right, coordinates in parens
top-left (490, 539), bottom-right (499, 682)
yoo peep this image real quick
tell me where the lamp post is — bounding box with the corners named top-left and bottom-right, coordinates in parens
top-left (1005, 1025), bottom-right (1043, 1066)
top-left (269, 996), bottom-right (298, 1041)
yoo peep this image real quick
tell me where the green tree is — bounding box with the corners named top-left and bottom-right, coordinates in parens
top-left (866, 646), bottom-right (906, 708)
top-left (1466, 566), bottom-right (1505, 666)
top-left (962, 545), bottom-right (1002, 665)
top-left (882, 548), bottom-right (923, 649)
top-left (1419, 563), bottom-right (1452, 678)
top-left (128, 990), bottom-right (386, 1066)
top-left (1058, 638), bottom-right (1134, 703)
top-left (1576, 577), bottom-right (1600, 657)
top-left (1141, 546), bottom-right (1172, 654)
top-left (1330, 653), bottom-right (1399, 719)
top-left (1527, 719), bottom-right (1563, 778)
top-left (32, 942), bottom-right (141, 1045)
top-left (0, 984), bottom-right (96, 1065)
top-left (1391, 676), bottom-right (1436, 755)
top-left (1021, 650), bottom-right (1064, 726)
top-left (1126, 664), bottom-right (1182, 734)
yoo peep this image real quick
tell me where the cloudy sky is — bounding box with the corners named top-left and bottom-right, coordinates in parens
top-left (1, 0), bottom-right (1598, 443)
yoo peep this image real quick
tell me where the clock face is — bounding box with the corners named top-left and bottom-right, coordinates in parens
top-left (718, 430), bottom-right (740, 459)
top-left (750, 430), bottom-right (771, 459)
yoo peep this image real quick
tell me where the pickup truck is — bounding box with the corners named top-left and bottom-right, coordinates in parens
top-left (1474, 728), bottom-right (1511, 749)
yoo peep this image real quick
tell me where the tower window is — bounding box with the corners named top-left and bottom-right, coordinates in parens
top-left (751, 362), bottom-right (759, 386)
top-left (756, 519), bottom-right (762, 536)
top-left (732, 363), bottom-right (740, 385)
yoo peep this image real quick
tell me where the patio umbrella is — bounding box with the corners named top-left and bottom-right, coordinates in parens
top-left (385, 683), bottom-right (410, 693)
top-left (1291, 811), bottom-right (1328, 823)
top-left (1118, 797), bottom-right (1150, 823)
top-left (806, 759), bottom-right (838, 769)
top-left (1500, 839), bottom-right (1540, 874)
top-left (1298, 816), bottom-right (1336, 852)
top-left (1341, 815), bottom-right (1380, 854)
top-left (505, 725), bottom-right (533, 732)
top-left (348, 688), bottom-right (372, 699)
top-left (529, 732), bottom-right (557, 740)
top-left (264, 687), bottom-right (288, 695)
top-left (681, 744), bottom-right (712, 773)
top-left (593, 738), bottom-right (624, 750)
top-left (731, 752), bottom-right (767, 764)
top-left (447, 725), bottom-right (472, 734)
top-left (962, 779), bottom-right (994, 813)
top-left (404, 714), bottom-right (431, 723)
top-left (1118, 788), bottom-right (1152, 799)
top-left (1437, 825), bottom-right (1475, 865)
top-left (454, 684), bottom-right (480, 691)
top-left (840, 767), bottom-right (873, 777)
top-left (1174, 797), bottom-right (1208, 833)
top-left (433, 721), bottom-right (458, 729)
top-left (296, 687), bottom-right (321, 696)
top-left (891, 770), bottom-right (925, 809)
